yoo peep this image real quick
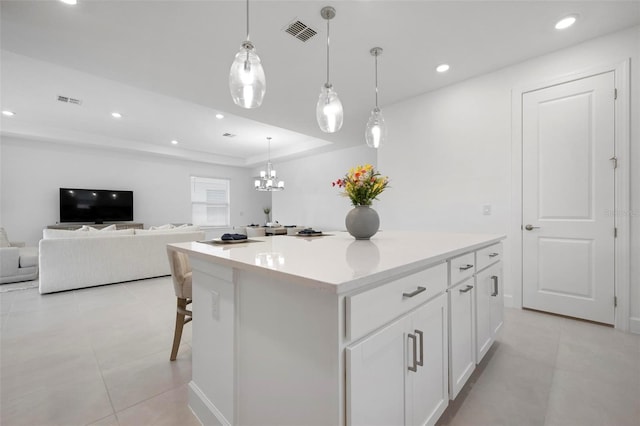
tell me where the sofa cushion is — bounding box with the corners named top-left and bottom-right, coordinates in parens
top-left (19, 246), bottom-right (39, 268)
top-left (135, 226), bottom-right (200, 235)
top-left (0, 227), bottom-right (10, 248)
top-left (43, 228), bottom-right (135, 239)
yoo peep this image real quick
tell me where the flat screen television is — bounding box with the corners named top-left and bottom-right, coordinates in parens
top-left (59, 188), bottom-right (133, 223)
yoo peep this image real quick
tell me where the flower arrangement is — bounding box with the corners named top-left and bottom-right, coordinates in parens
top-left (332, 164), bottom-right (389, 206)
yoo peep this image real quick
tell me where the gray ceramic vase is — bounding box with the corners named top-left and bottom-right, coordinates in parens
top-left (345, 205), bottom-right (380, 240)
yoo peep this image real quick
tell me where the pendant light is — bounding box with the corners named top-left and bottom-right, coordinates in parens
top-left (254, 137), bottom-right (284, 191)
top-left (316, 6), bottom-right (343, 133)
top-left (229, 0), bottom-right (266, 109)
top-left (365, 47), bottom-right (387, 148)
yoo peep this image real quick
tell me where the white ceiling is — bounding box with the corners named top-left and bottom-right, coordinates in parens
top-left (1, 0), bottom-right (639, 167)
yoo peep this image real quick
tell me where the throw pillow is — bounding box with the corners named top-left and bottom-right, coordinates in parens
top-left (149, 224), bottom-right (175, 230)
top-left (0, 227), bottom-right (11, 248)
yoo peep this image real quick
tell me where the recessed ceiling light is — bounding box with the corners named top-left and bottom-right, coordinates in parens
top-left (555, 15), bottom-right (577, 30)
top-left (171, 140), bottom-right (179, 145)
top-left (215, 113), bottom-right (224, 119)
top-left (436, 64), bottom-right (450, 73)
top-left (2, 110), bottom-right (16, 117)
top-left (111, 112), bottom-right (122, 119)
top-left (60, 0), bottom-right (77, 5)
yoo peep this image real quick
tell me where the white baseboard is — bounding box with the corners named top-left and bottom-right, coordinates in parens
top-left (503, 294), bottom-right (514, 308)
top-left (188, 381), bottom-right (228, 426)
top-left (630, 317), bottom-right (640, 335)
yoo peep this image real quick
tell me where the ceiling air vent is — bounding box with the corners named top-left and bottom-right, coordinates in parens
top-left (222, 133), bottom-right (236, 137)
top-left (284, 19), bottom-right (317, 42)
top-left (57, 95), bottom-right (82, 105)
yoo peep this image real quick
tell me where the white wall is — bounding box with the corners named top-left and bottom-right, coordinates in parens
top-left (0, 136), bottom-right (270, 245)
top-left (271, 144), bottom-right (377, 231)
top-left (379, 26), bottom-right (639, 326)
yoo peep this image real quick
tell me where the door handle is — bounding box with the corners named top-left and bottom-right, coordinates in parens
top-left (524, 224), bottom-right (540, 231)
top-left (459, 284), bottom-right (473, 293)
top-left (415, 330), bottom-right (424, 367)
top-left (489, 253), bottom-right (499, 258)
top-left (491, 275), bottom-right (499, 296)
top-left (407, 333), bottom-right (418, 372)
top-left (459, 264), bottom-right (474, 271)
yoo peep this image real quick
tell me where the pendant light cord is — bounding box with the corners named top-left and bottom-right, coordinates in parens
top-left (326, 18), bottom-right (330, 85)
top-left (374, 53), bottom-right (379, 108)
top-left (246, 0), bottom-right (250, 41)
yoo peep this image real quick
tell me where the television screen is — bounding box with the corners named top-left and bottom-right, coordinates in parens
top-left (59, 188), bottom-right (133, 223)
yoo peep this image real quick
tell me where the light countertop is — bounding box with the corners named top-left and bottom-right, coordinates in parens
top-left (169, 231), bottom-right (505, 294)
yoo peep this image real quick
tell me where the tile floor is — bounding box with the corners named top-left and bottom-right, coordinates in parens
top-left (1, 278), bottom-right (639, 426)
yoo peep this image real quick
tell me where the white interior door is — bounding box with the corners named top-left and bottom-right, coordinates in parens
top-left (522, 72), bottom-right (615, 325)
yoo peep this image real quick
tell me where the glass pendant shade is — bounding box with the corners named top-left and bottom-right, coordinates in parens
top-left (365, 107), bottom-right (387, 148)
top-left (316, 84), bottom-right (344, 133)
top-left (229, 41), bottom-right (266, 109)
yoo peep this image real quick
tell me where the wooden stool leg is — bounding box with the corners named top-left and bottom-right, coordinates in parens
top-left (170, 298), bottom-right (187, 361)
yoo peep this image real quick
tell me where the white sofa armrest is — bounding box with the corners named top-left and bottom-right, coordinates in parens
top-left (0, 246), bottom-right (20, 276)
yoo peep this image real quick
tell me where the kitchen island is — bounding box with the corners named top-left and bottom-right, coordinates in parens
top-left (169, 231), bottom-right (505, 426)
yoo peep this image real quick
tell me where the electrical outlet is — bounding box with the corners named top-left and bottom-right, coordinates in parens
top-left (211, 290), bottom-right (220, 320)
top-left (483, 204), bottom-right (492, 215)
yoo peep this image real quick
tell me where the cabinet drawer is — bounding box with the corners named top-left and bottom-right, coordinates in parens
top-left (346, 263), bottom-right (447, 341)
top-left (449, 252), bottom-right (475, 285)
top-left (475, 242), bottom-right (503, 272)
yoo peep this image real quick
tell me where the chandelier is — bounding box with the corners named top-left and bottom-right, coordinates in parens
top-left (254, 137), bottom-right (284, 191)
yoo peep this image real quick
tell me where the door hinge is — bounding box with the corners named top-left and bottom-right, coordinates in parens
top-left (614, 227), bottom-right (618, 238)
top-left (614, 88), bottom-right (618, 100)
top-left (614, 296), bottom-right (617, 307)
top-left (610, 156), bottom-right (618, 169)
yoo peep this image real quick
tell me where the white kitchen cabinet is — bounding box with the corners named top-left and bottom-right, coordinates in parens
top-left (475, 260), bottom-right (503, 363)
top-left (347, 293), bottom-right (448, 426)
top-left (448, 277), bottom-right (475, 399)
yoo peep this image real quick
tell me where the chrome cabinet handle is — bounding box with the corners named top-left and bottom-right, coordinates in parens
top-left (491, 275), bottom-right (499, 296)
top-left (415, 330), bottom-right (424, 367)
top-left (459, 264), bottom-right (474, 271)
top-left (525, 224), bottom-right (540, 231)
top-left (459, 284), bottom-right (473, 294)
top-left (408, 333), bottom-right (418, 372)
top-left (489, 253), bottom-right (499, 258)
top-left (403, 286), bottom-right (426, 298)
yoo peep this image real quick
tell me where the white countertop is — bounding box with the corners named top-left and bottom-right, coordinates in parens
top-left (169, 231), bottom-right (505, 294)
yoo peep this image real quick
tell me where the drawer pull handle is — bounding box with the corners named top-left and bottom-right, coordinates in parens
top-left (491, 275), bottom-right (499, 296)
top-left (403, 286), bottom-right (426, 298)
top-left (415, 329), bottom-right (424, 367)
top-left (408, 333), bottom-right (418, 372)
top-left (489, 253), bottom-right (499, 258)
top-left (459, 285), bottom-right (473, 294)
top-left (459, 264), bottom-right (474, 271)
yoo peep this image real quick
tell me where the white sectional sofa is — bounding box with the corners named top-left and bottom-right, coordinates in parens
top-left (39, 226), bottom-right (205, 294)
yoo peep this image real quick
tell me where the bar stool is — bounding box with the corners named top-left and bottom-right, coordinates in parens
top-left (167, 247), bottom-right (192, 361)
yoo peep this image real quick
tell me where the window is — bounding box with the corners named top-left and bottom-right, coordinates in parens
top-left (191, 177), bottom-right (230, 227)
